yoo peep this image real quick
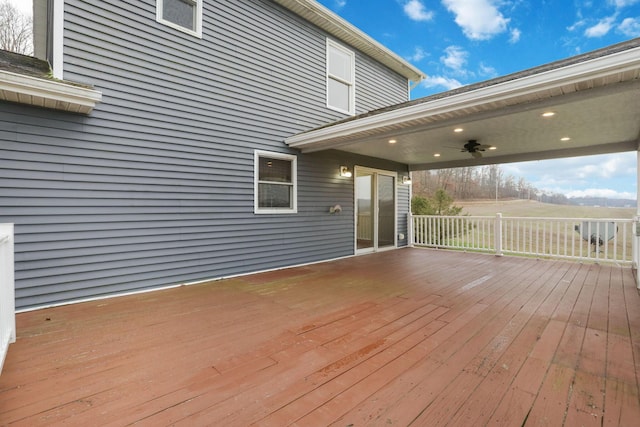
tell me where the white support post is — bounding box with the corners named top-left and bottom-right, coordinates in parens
top-left (633, 218), bottom-right (639, 266)
top-left (495, 213), bottom-right (503, 256)
top-left (0, 223), bottom-right (15, 376)
top-left (407, 212), bottom-right (414, 247)
top-left (51, 0), bottom-right (65, 80)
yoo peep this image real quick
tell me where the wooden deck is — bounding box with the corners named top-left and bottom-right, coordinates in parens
top-left (1, 248), bottom-right (640, 426)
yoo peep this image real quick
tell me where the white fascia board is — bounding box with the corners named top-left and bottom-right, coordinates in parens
top-left (285, 46), bottom-right (640, 150)
top-left (273, 0), bottom-right (425, 83)
top-left (0, 70), bottom-right (102, 113)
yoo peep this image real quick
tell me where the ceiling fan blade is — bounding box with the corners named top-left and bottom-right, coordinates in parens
top-left (471, 151), bottom-right (483, 158)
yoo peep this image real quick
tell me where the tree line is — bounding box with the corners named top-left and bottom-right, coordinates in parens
top-left (412, 165), bottom-right (570, 204)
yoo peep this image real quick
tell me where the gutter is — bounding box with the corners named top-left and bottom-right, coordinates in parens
top-left (0, 70), bottom-right (102, 114)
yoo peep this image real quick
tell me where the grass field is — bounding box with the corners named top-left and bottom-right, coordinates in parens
top-left (456, 199), bottom-right (636, 219)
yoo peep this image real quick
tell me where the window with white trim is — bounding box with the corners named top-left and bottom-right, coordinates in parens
top-left (327, 39), bottom-right (355, 115)
top-left (157, 0), bottom-right (203, 38)
top-left (254, 151), bottom-right (297, 214)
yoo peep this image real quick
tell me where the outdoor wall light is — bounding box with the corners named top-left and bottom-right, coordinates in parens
top-left (340, 166), bottom-right (352, 178)
top-left (329, 204), bottom-right (342, 214)
top-left (402, 176), bottom-right (412, 185)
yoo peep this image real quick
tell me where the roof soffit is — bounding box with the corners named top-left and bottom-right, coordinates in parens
top-left (284, 39), bottom-right (640, 170)
top-left (284, 42), bottom-right (640, 158)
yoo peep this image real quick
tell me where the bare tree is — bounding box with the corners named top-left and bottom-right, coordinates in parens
top-left (0, 0), bottom-right (33, 55)
top-left (413, 164), bottom-right (573, 204)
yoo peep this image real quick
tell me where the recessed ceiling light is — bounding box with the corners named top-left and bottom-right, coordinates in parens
top-left (434, 153), bottom-right (441, 157)
top-left (542, 111), bottom-right (555, 117)
top-left (388, 139), bottom-right (397, 144)
top-left (561, 137), bottom-right (571, 142)
top-left (488, 146), bottom-right (497, 150)
top-left (454, 128), bottom-right (464, 133)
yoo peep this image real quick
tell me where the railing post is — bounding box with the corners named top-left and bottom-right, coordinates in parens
top-left (634, 216), bottom-right (640, 289)
top-left (495, 213), bottom-right (503, 256)
top-left (407, 212), bottom-right (414, 248)
top-left (0, 223), bottom-right (16, 376)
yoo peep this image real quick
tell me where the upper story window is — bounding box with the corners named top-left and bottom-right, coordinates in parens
top-left (157, 0), bottom-right (203, 38)
top-left (254, 151), bottom-right (298, 214)
top-left (327, 39), bottom-right (355, 115)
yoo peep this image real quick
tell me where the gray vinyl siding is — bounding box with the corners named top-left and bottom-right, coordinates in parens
top-left (355, 53), bottom-right (409, 115)
top-left (0, 0), bottom-right (411, 309)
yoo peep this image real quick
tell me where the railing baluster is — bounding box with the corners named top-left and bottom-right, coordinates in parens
top-left (410, 215), bottom-right (632, 265)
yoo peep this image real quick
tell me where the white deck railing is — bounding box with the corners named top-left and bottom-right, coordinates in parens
top-left (411, 214), bottom-right (635, 265)
top-left (0, 224), bottom-right (15, 375)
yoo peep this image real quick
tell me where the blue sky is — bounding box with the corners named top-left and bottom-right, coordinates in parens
top-left (317, 0), bottom-right (640, 201)
top-left (10, 0), bottom-right (640, 200)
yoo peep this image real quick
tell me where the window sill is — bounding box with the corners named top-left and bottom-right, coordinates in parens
top-left (254, 209), bottom-right (298, 215)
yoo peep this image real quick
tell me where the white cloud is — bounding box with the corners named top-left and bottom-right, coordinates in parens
top-left (479, 62), bottom-right (498, 78)
top-left (441, 45), bottom-right (468, 70)
top-left (403, 0), bottom-right (434, 22)
top-left (584, 15), bottom-right (616, 37)
top-left (504, 153), bottom-right (637, 199)
top-left (407, 46), bottom-right (427, 62)
top-left (567, 19), bottom-right (587, 32)
top-left (593, 155), bottom-right (636, 179)
top-left (421, 75), bottom-right (463, 90)
top-left (441, 0), bottom-right (510, 40)
top-left (509, 28), bottom-right (521, 43)
top-left (618, 17), bottom-right (640, 36)
top-left (608, 0), bottom-right (640, 8)
top-left (566, 189), bottom-right (636, 199)
top-left (335, 0), bottom-right (347, 7)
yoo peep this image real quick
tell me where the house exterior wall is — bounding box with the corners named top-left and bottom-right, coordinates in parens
top-left (0, 0), bottom-right (412, 309)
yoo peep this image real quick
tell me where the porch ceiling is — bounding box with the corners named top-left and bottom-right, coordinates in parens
top-left (285, 38), bottom-right (640, 171)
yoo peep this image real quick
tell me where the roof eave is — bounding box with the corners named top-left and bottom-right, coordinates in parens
top-left (272, 0), bottom-right (425, 83)
top-left (285, 44), bottom-right (640, 152)
top-left (0, 70), bottom-right (102, 114)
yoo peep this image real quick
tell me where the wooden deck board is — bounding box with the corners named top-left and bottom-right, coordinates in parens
top-left (1, 248), bottom-right (639, 426)
top-left (445, 264), bottom-right (581, 426)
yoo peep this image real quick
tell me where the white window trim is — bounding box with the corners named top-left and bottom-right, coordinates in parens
top-left (51, 0), bottom-right (64, 79)
top-left (254, 150), bottom-right (298, 215)
top-left (156, 0), bottom-right (203, 38)
top-left (326, 38), bottom-right (355, 116)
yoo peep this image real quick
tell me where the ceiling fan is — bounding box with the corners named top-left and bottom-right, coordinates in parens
top-left (461, 140), bottom-right (493, 158)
